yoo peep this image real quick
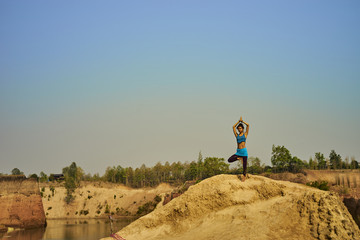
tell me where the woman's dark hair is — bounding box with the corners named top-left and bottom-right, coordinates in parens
top-left (237, 123), bottom-right (244, 129)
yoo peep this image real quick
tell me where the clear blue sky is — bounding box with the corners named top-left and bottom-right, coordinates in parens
top-left (1, 1), bottom-right (359, 175)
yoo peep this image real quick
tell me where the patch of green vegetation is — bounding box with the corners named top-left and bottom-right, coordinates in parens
top-left (339, 187), bottom-right (350, 195)
top-left (306, 181), bottom-right (329, 191)
top-left (65, 195), bottom-right (75, 204)
top-left (80, 210), bottom-right (89, 215)
top-left (154, 195), bottom-right (161, 203)
top-left (136, 196), bottom-right (162, 216)
top-left (136, 201), bottom-right (157, 215)
top-left (104, 204), bottom-right (110, 214)
top-left (50, 186), bottom-right (55, 196)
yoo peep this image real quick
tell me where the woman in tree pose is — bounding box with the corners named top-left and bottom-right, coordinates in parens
top-left (228, 116), bottom-right (249, 181)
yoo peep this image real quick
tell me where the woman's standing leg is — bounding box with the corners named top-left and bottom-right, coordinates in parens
top-left (242, 156), bottom-right (248, 176)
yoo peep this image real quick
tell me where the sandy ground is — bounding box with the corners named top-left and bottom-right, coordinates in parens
top-left (39, 182), bottom-right (174, 219)
top-left (264, 169), bottom-right (360, 198)
top-left (101, 174), bottom-right (360, 240)
top-left (305, 169), bottom-right (360, 185)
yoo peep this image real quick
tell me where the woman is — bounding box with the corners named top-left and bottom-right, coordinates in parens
top-left (228, 116), bottom-right (249, 181)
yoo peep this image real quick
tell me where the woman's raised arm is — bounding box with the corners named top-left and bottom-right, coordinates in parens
top-left (232, 119), bottom-right (241, 137)
top-left (242, 119), bottom-right (249, 137)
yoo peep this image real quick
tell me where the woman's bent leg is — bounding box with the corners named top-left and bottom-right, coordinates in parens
top-left (228, 154), bottom-right (240, 163)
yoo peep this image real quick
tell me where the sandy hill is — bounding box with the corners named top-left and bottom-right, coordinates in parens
top-left (101, 174), bottom-right (360, 240)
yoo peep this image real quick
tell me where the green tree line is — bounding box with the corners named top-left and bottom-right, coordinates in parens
top-left (3, 148), bottom-right (359, 188)
top-left (271, 145), bottom-right (359, 173)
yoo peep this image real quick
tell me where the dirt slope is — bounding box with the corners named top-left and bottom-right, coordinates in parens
top-left (101, 174), bottom-right (360, 240)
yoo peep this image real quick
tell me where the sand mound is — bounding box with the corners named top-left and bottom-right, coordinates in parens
top-left (101, 175), bottom-right (360, 240)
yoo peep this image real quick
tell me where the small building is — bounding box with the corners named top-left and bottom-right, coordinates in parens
top-left (49, 174), bottom-right (64, 181)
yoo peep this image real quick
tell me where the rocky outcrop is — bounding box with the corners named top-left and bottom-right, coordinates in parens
top-left (0, 176), bottom-right (46, 229)
top-left (101, 174), bottom-right (360, 240)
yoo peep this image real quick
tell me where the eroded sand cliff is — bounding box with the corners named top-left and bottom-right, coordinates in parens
top-left (0, 176), bottom-right (46, 229)
top-left (40, 182), bottom-right (173, 219)
top-left (102, 174), bottom-right (360, 240)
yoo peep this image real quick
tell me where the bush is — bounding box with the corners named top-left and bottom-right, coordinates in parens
top-left (306, 181), bottom-right (329, 191)
top-left (65, 194), bottom-right (75, 204)
top-left (154, 195), bottom-right (161, 203)
top-left (80, 210), bottom-right (89, 216)
top-left (137, 201), bottom-right (157, 215)
top-left (105, 204), bottom-right (110, 214)
top-left (50, 186), bottom-right (55, 196)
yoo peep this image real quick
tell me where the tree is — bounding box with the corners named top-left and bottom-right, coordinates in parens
top-left (125, 167), bottom-right (134, 186)
top-left (350, 157), bottom-right (359, 169)
top-left (184, 161), bottom-right (198, 180)
top-left (170, 161), bottom-right (185, 184)
top-left (104, 166), bottom-right (116, 183)
top-left (288, 156), bottom-right (304, 173)
top-left (329, 150), bottom-right (342, 169)
top-left (344, 157), bottom-right (350, 169)
top-left (133, 167), bottom-right (143, 188)
top-left (28, 173), bottom-right (38, 180)
top-left (197, 151), bottom-right (204, 180)
top-left (202, 157), bottom-right (229, 179)
top-left (62, 162), bottom-right (82, 204)
top-left (308, 157), bottom-right (318, 170)
top-left (271, 145), bottom-right (292, 172)
top-left (163, 161), bottom-right (171, 182)
top-left (302, 159), bottom-right (309, 169)
top-left (315, 152), bottom-right (326, 170)
top-left (153, 162), bottom-right (163, 184)
top-left (92, 173), bottom-right (101, 181)
top-left (76, 167), bottom-right (84, 183)
top-left (39, 171), bottom-right (48, 182)
top-left (11, 168), bottom-right (24, 175)
top-left (139, 164), bottom-right (147, 187)
top-left (248, 157), bottom-right (264, 174)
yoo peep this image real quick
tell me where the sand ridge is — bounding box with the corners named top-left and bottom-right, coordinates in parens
top-left (101, 174), bottom-right (360, 240)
